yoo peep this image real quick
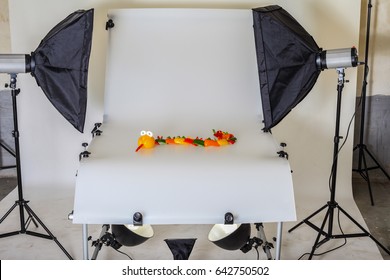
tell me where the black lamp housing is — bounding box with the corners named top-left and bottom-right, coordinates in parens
top-left (111, 224), bottom-right (154, 247)
top-left (208, 223), bottom-right (251, 251)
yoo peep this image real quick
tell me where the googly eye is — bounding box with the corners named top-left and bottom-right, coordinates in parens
top-left (146, 131), bottom-right (153, 137)
top-left (140, 130), bottom-right (146, 136)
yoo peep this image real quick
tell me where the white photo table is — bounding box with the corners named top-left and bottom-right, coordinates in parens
top-left (72, 8), bottom-right (296, 259)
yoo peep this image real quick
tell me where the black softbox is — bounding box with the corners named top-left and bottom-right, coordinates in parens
top-left (31, 9), bottom-right (94, 132)
top-left (253, 5), bottom-right (321, 131)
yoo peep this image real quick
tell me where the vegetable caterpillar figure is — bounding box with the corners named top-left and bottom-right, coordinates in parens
top-left (136, 129), bottom-right (237, 152)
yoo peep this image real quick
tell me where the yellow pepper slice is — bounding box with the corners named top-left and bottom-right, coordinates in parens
top-left (217, 139), bottom-right (229, 146)
top-left (174, 137), bottom-right (186, 145)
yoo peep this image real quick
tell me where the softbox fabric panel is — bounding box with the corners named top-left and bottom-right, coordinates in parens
top-left (31, 9), bottom-right (94, 132)
top-left (253, 5), bottom-right (321, 130)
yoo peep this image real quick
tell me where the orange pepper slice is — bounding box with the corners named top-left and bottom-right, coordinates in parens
top-left (204, 139), bottom-right (220, 147)
top-left (165, 138), bottom-right (176, 145)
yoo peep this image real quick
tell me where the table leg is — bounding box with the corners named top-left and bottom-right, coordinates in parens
top-left (275, 222), bottom-right (283, 260)
top-left (82, 224), bottom-right (89, 260)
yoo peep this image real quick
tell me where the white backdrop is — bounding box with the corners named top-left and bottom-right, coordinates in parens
top-left (72, 8), bottom-right (296, 225)
top-left (7, 0), bottom-right (360, 218)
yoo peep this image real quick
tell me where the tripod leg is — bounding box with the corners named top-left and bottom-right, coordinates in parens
top-left (0, 141), bottom-right (16, 157)
top-left (308, 207), bottom-right (331, 259)
top-left (25, 213), bottom-right (40, 229)
top-left (361, 150), bottom-right (375, 205)
top-left (0, 201), bottom-right (38, 238)
top-left (337, 205), bottom-right (390, 255)
top-left (364, 146), bottom-right (390, 180)
top-left (0, 202), bottom-right (18, 223)
top-left (91, 224), bottom-right (110, 260)
top-left (288, 204), bottom-right (328, 233)
top-left (0, 141), bottom-right (17, 168)
top-left (0, 199), bottom-right (21, 239)
top-left (256, 223), bottom-right (273, 260)
top-left (23, 203), bottom-right (73, 260)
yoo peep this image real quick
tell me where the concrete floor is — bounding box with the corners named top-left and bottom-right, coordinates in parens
top-left (0, 175), bottom-right (16, 200)
top-left (0, 169), bottom-right (389, 260)
top-left (352, 172), bottom-right (390, 260)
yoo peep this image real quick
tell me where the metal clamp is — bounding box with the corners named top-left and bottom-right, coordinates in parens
top-left (106, 19), bottom-right (115, 30)
top-left (133, 212), bottom-right (143, 226)
top-left (91, 123), bottom-right (102, 137)
top-left (224, 212), bottom-right (234, 225)
top-left (277, 142), bottom-right (289, 160)
top-left (79, 142), bottom-right (91, 161)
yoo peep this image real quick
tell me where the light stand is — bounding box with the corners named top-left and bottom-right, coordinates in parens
top-left (240, 223), bottom-right (274, 260)
top-left (90, 225), bottom-right (123, 260)
top-left (0, 74), bottom-right (73, 260)
top-left (288, 68), bottom-right (390, 259)
top-left (352, 0), bottom-right (390, 206)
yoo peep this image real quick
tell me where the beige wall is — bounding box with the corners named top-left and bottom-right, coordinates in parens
top-left (0, 0), bottom-right (10, 86)
top-left (0, 0), bottom-right (10, 52)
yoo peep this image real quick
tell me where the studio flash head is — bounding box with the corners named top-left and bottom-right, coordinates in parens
top-left (316, 47), bottom-right (360, 70)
